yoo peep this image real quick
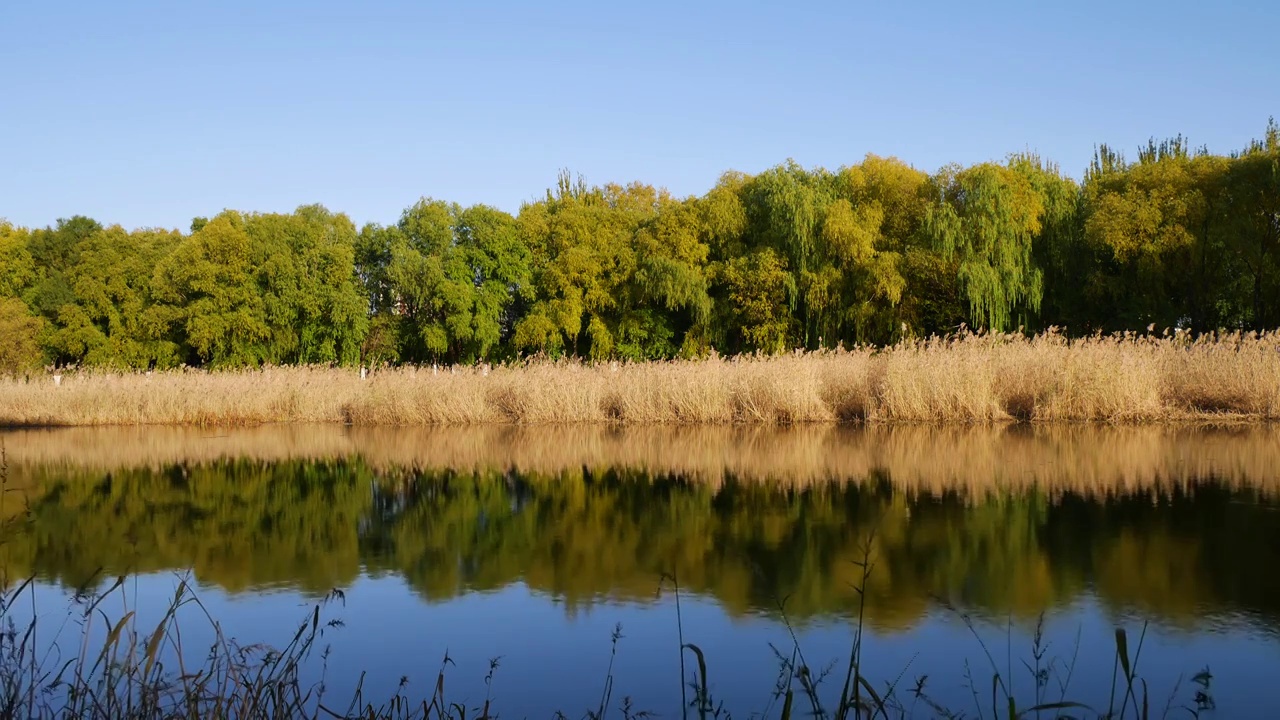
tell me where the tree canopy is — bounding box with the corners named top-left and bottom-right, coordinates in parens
top-left (2, 120), bottom-right (1278, 372)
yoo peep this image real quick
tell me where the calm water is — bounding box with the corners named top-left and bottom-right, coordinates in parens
top-left (2, 425), bottom-right (1279, 717)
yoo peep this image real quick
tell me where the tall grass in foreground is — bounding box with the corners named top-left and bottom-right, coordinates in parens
top-left (1, 329), bottom-right (1278, 427)
top-left (0, 563), bottom-right (1222, 719)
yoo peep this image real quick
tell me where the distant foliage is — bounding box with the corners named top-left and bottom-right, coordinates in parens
top-left (3, 119), bottom-right (1279, 368)
top-left (0, 297), bottom-right (45, 375)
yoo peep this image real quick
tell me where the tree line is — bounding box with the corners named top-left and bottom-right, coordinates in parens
top-left (1, 120), bottom-right (1277, 372)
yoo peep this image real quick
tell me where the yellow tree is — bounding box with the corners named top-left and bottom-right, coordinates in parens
top-left (1080, 137), bottom-right (1228, 330)
top-left (817, 154), bottom-right (930, 343)
top-left (513, 172), bottom-right (635, 357)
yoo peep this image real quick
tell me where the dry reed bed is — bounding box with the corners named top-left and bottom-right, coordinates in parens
top-left (6, 424), bottom-right (1280, 500)
top-left (1, 331), bottom-right (1278, 427)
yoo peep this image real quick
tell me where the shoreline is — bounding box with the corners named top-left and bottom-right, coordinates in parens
top-left (2, 415), bottom-right (1278, 430)
top-left (3, 331), bottom-right (1278, 428)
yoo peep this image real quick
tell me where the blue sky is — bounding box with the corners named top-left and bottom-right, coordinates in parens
top-left (1, 0), bottom-right (1276, 232)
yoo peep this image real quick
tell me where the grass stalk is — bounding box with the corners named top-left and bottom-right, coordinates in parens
top-left (0, 574), bottom-right (1224, 720)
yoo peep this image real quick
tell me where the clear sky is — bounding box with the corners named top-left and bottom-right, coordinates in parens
top-left (2, 0), bottom-right (1276, 232)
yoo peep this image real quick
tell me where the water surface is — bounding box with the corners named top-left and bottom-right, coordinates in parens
top-left (2, 425), bottom-right (1278, 717)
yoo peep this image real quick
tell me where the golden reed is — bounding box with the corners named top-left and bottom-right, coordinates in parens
top-left (1, 330), bottom-right (1277, 427)
top-left (6, 423), bottom-right (1280, 500)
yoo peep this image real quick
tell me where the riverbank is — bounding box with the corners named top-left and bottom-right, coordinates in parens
top-left (2, 330), bottom-right (1277, 427)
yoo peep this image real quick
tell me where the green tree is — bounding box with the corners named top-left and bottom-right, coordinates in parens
top-left (0, 221), bottom-right (36, 299)
top-left (898, 247), bottom-right (968, 336)
top-left (384, 200), bottom-right (530, 363)
top-left (354, 222), bottom-right (403, 365)
top-left (925, 163), bottom-right (1046, 331)
top-left (0, 297), bottom-right (46, 375)
top-left (385, 199), bottom-right (472, 362)
top-left (8, 120), bottom-right (1280, 366)
top-left (153, 207), bottom-right (368, 368)
top-left (153, 212), bottom-right (271, 367)
top-left (741, 161), bottom-right (831, 347)
top-left (1007, 153), bottom-right (1084, 332)
top-left (820, 154), bottom-right (931, 343)
top-left (50, 226), bottom-right (183, 369)
top-left (454, 203), bottom-right (532, 360)
top-left (513, 173), bottom-right (634, 357)
top-left (716, 247), bottom-right (794, 353)
top-left (834, 155), bottom-right (967, 340)
top-left (23, 216), bottom-right (102, 331)
top-left (244, 205), bottom-right (369, 365)
top-left (582, 185), bottom-right (713, 360)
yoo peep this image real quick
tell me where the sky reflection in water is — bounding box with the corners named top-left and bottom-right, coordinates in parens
top-left (3, 424), bottom-right (1279, 717)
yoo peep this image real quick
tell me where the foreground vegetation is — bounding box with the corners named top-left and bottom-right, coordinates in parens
top-left (0, 563), bottom-right (1224, 719)
top-left (2, 121), bottom-right (1278, 376)
top-left (2, 329), bottom-right (1277, 427)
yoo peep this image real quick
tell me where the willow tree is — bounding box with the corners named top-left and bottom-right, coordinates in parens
top-left (1007, 153), bottom-right (1084, 331)
top-left (813, 197), bottom-right (904, 344)
top-left (455, 203), bottom-right (532, 360)
top-left (0, 221), bottom-right (43, 374)
top-left (716, 247), bottom-right (794, 353)
top-left (1183, 152), bottom-right (1235, 329)
top-left (741, 161), bottom-right (834, 347)
top-left (925, 163), bottom-right (1045, 331)
top-left (698, 171), bottom-right (755, 351)
top-left (698, 168), bottom-right (801, 354)
top-left (834, 155), bottom-right (967, 340)
top-left (746, 161), bottom-right (827, 275)
top-left (574, 184), bottom-right (716, 360)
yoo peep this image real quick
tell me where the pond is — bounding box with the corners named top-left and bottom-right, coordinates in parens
top-left (1, 425), bottom-right (1278, 717)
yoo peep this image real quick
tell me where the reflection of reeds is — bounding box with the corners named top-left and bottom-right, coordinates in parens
top-left (6, 423), bottom-right (1280, 499)
top-left (1, 330), bottom-right (1278, 427)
